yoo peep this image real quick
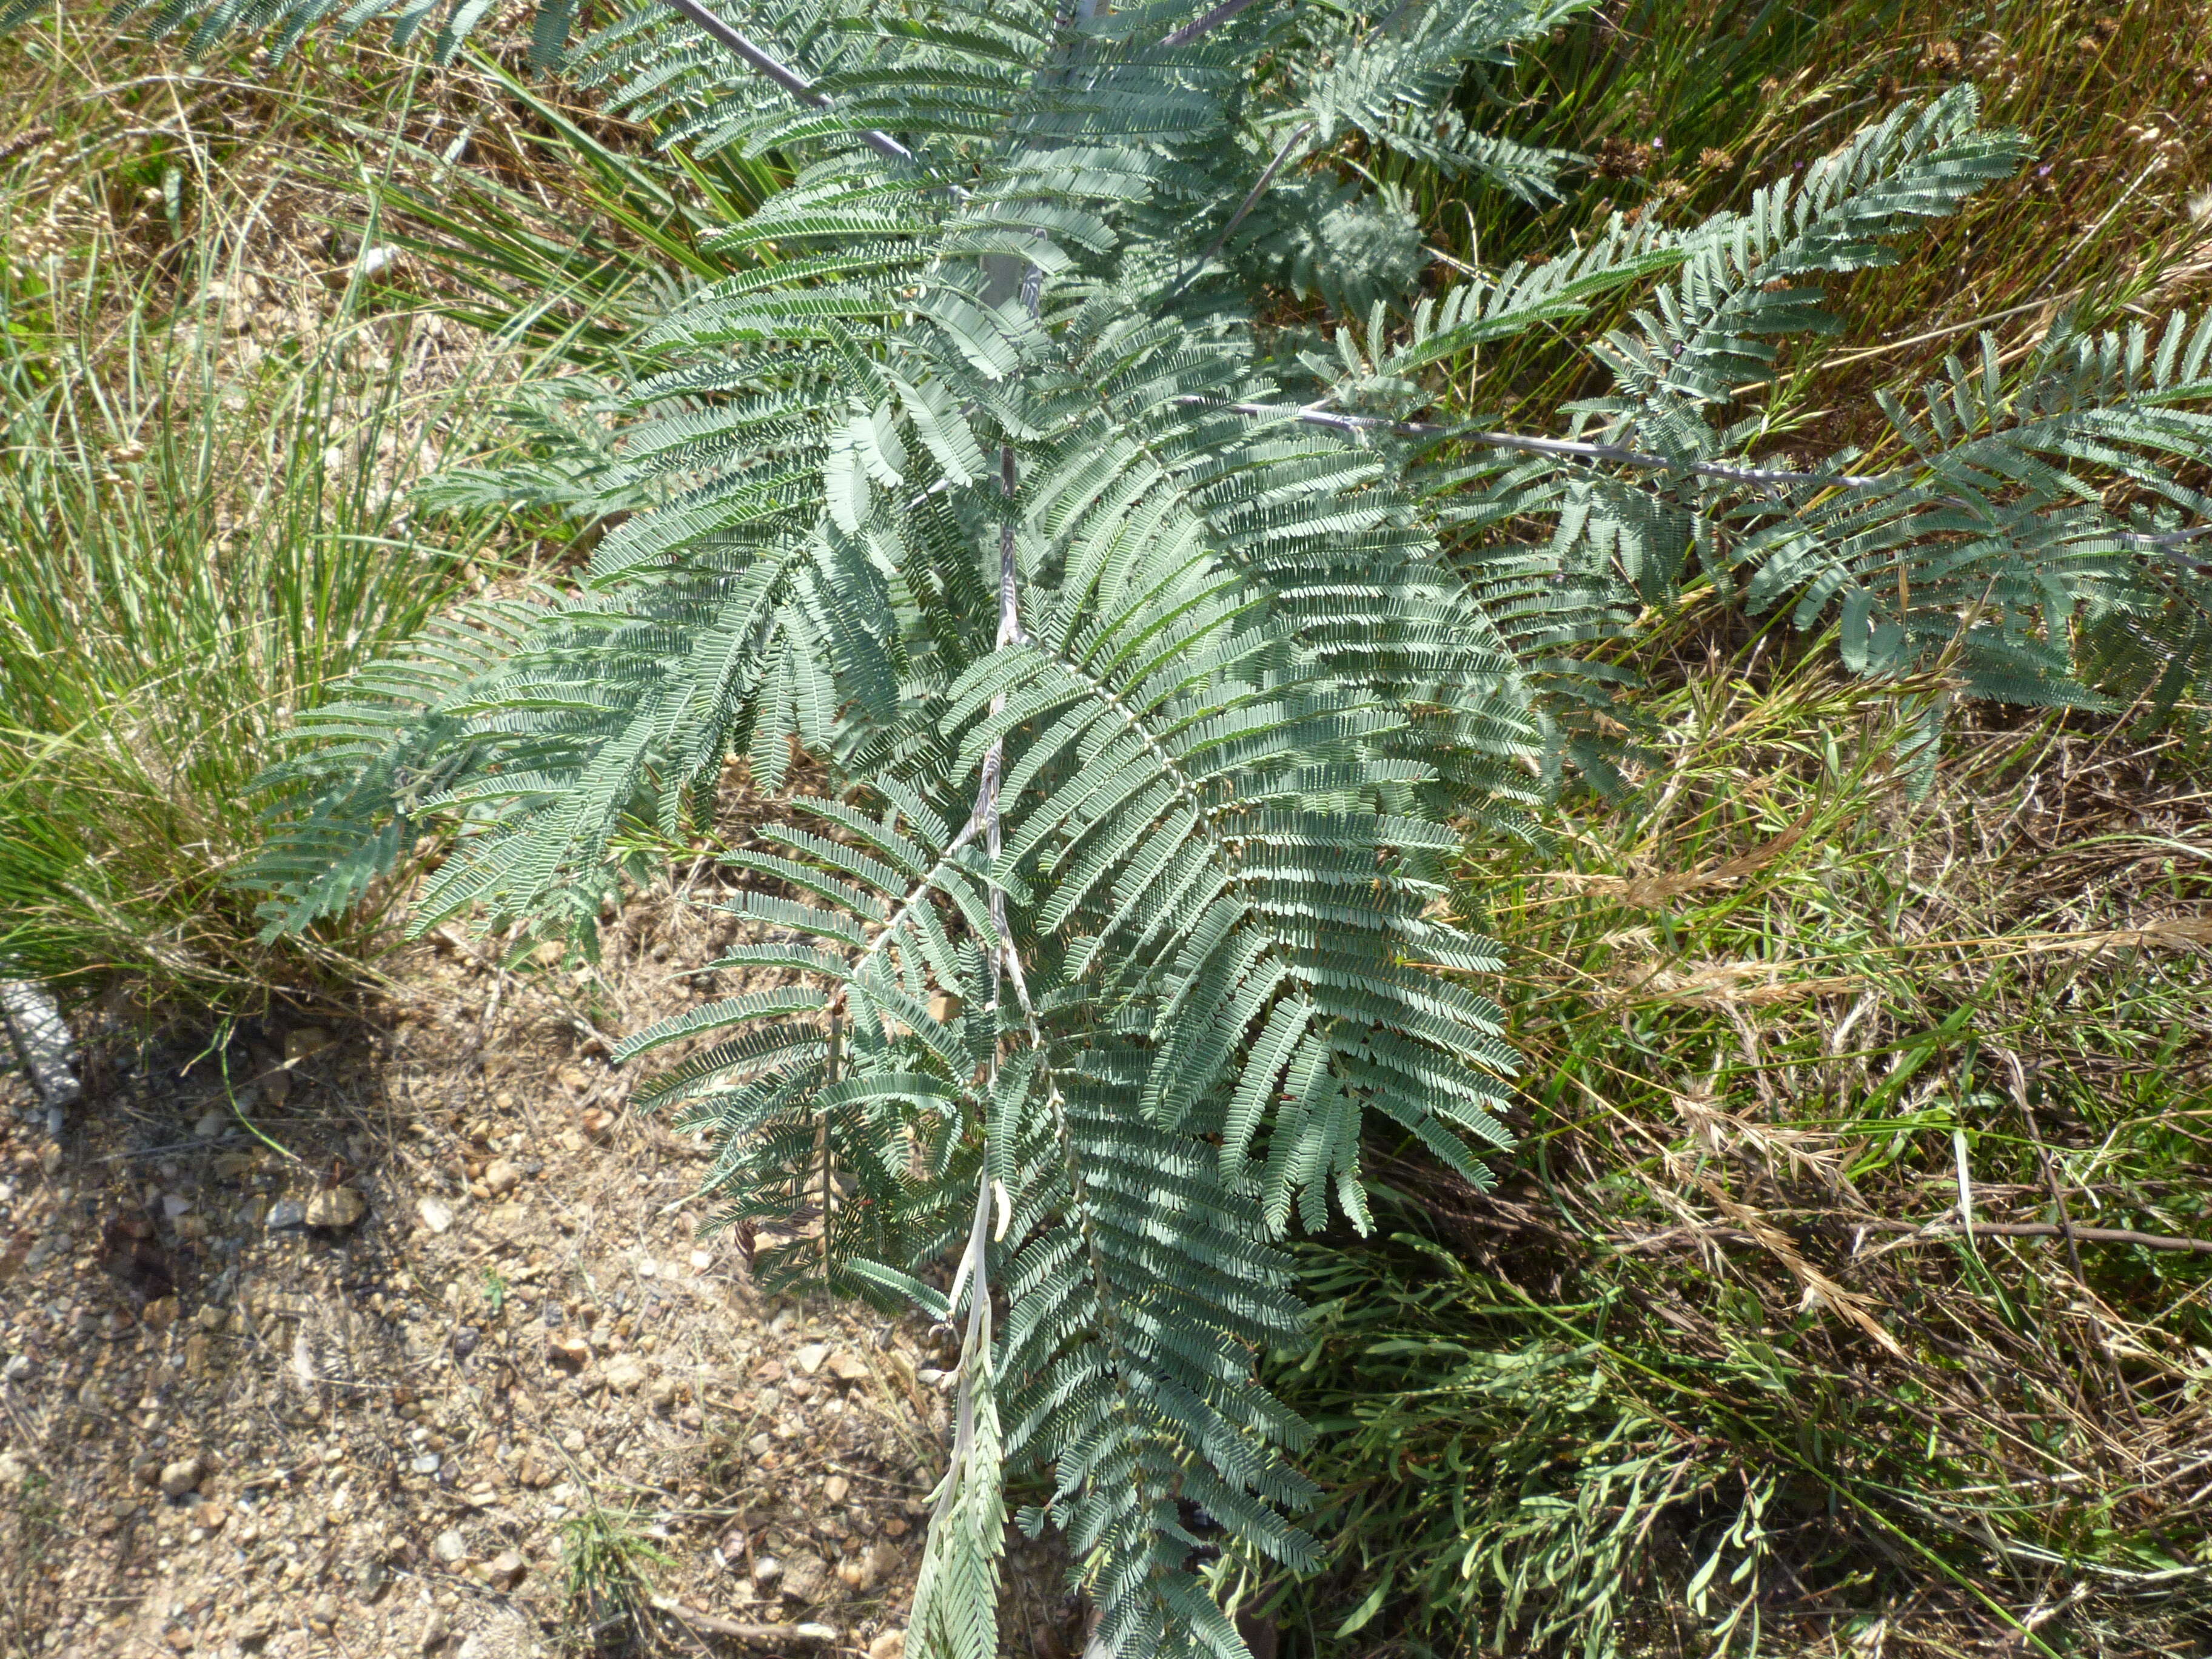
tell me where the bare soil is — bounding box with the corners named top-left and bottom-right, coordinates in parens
top-left (0, 896), bottom-right (1079, 1659)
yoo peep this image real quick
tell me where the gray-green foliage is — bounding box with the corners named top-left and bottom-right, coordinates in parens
top-left (90, 0), bottom-right (2212, 1648)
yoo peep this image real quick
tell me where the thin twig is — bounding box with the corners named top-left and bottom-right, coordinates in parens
top-left (1998, 1052), bottom-right (2086, 1278)
top-left (1822, 287), bottom-right (2089, 374)
top-left (645, 1598), bottom-right (836, 1644)
top-left (1182, 397), bottom-right (1892, 486)
top-left (1193, 399), bottom-right (2212, 571)
top-left (1485, 1212), bottom-right (2212, 1257)
top-left (652, 0), bottom-right (914, 161)
top-left (1857, 1218), bottom-right (2212, 1255)
top-left (1167, 120), bottom-right (1313, 300)
top-left (2115, 523), bottom-right (2212, 558)
top-left (1999, 1047), bottom-right (2149, 1432)
top-left (1160, 0), bottom-right (1264, 49)
top-left (2034, 156), bottom-right (2165, 298)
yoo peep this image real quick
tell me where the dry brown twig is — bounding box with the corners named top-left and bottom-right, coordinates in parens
top-left (646, 1597), bottom-right (838, 1644)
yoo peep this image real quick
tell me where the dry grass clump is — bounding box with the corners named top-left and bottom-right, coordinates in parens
top-left (1262, 658), bottom-right (2212, 1657)
top-left (0, 15), bottom-right (750, 1014)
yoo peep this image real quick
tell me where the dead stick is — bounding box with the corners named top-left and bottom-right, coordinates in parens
top-left (1842, 1219), bottom-right (2212, 1255)
top-left (1946, 1221), bottom-right (2212, 1255)
top-left (1611, 1219), bottom-right (2212, 1256)
top-left (648, 1598), bottom-right (836, 1644)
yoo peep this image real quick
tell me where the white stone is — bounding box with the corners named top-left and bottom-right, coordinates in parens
top-left (158, 1455), bottom-right (203, 1499)
top-left (604, 1356), bottom-right (649, 1395)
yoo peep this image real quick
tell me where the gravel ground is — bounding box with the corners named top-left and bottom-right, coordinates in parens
top-left (0, 901), bottom-right (1078, 1659)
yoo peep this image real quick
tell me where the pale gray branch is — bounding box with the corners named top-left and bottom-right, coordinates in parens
top-left (1187, 398), bottom-right (1893, 487)
top-left (655, 0), bottom-right (914, 161)
top-left (1, 979), bottom-right (79, 1134)
top-left (1169, 120), bottom-right (1315, 301)
top-left (1191, 400), bottom-right (2212, 572)
top-left (1160, 0), bottom-right (1264, 49)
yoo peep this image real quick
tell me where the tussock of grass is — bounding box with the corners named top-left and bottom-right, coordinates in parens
top-left (0, 23), bottom-right (660, 1011)
top-left (1262, 658), bottom-right (2212, 1656)
top-left (0, 224), bottom-right (503, 1004)
top-left (0, 11), bottom-right (829, 1014)
top-left (560, 1502), bottom-right (674, 1655)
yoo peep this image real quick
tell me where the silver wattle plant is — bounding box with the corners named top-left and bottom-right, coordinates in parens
top-left (67, 0), bottom-right (2210, 1649)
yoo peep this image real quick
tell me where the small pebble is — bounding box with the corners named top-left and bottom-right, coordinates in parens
top-left (605, 1355), bottom-right (649, 1394)
top-left (158, 1456), bottom-right (203, 1500)
top-left (304, 1186), bottom-right (367, 1228)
